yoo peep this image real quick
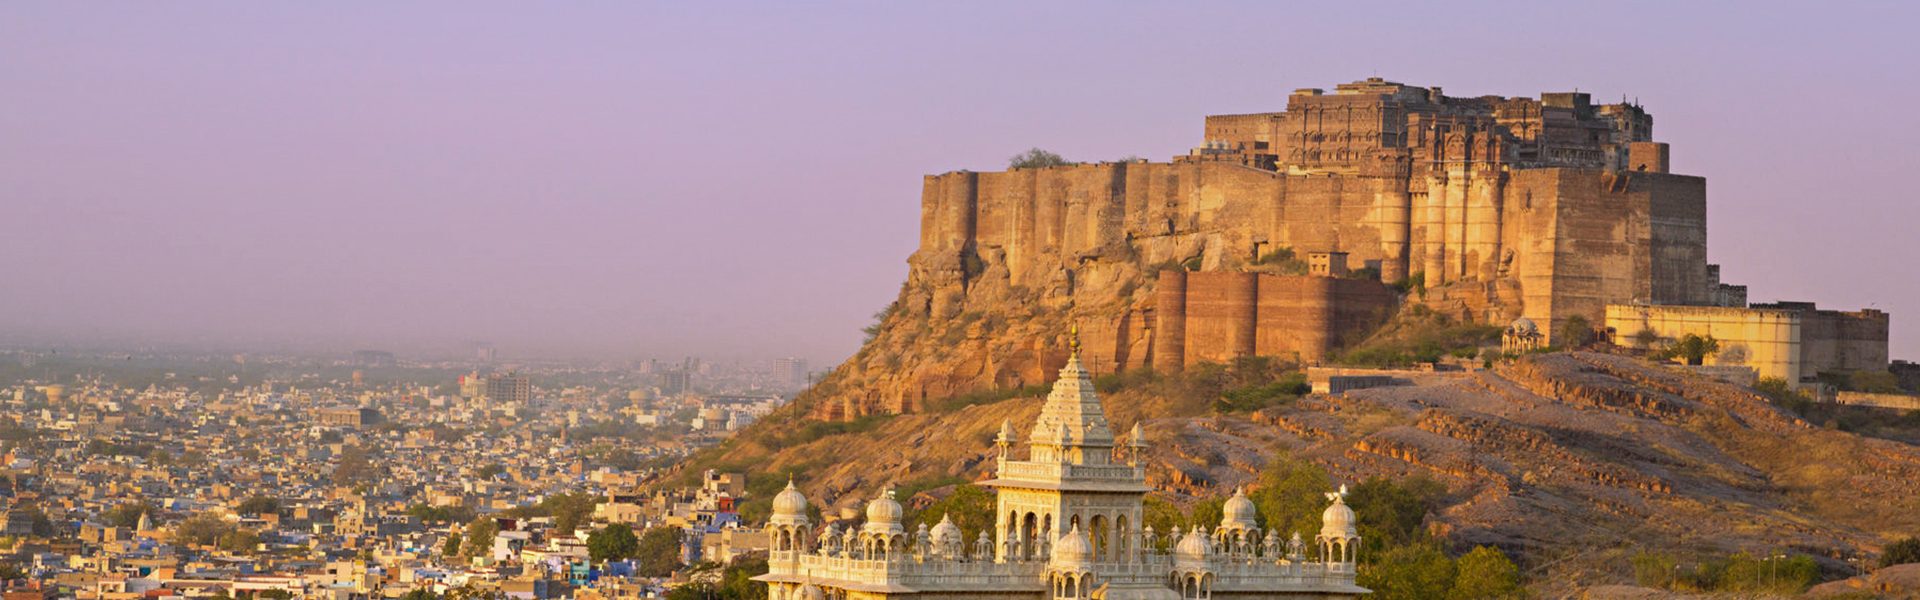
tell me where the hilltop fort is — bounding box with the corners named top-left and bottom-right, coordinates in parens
top-left (679, 79), bottom-right (1920, 594)
top-left (825, 78), bottom-right (1889, 419)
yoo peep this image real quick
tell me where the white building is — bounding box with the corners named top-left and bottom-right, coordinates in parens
top-left (756, 341), bottom-right (1369, 599)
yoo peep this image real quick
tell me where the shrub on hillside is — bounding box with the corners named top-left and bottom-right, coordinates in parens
top-left (1252, 247), bottom-right (1309, 275)
top-left (1884, 537), bottom-right (1920, 568)
top-left (1449, 546), bottom-right (1522, 600)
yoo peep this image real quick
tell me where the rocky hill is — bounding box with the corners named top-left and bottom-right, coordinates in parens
top-left (669, 82), bottom-right (1913, 591)
top-left (677, 351), bottom-right (1920, 591)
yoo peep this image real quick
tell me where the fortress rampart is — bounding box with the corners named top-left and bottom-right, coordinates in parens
top-left (912, 156), bottom-right (1706, 343)
top-left (1151, 270), bottom-right (1397, 368)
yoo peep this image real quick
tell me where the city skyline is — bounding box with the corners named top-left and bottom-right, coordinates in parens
top-left (4, 1), bottom-right (1917, 363)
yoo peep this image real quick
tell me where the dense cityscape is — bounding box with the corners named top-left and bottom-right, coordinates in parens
top-left (8, 3), bottom-right (1920, 599)
top-left (0, 347), bottom-right (807, 599)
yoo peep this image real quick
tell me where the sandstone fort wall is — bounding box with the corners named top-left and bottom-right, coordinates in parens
top-left (915, 161), bottom-right (1704, 343)
top-left (1156, 270), bottom-right (1396, 366)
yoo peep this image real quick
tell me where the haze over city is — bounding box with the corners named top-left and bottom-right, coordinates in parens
top-left (4, 1), bottom-right (1916, 363)
top-left (11, 3), bottom-right (1920, 600)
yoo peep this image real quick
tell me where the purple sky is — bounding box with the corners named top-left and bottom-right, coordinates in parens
top-left (3, 2), bottom-right (1916, 364)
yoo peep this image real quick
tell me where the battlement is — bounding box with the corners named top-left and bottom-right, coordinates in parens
top-left (1202, 78), bottom-right (1657, 175)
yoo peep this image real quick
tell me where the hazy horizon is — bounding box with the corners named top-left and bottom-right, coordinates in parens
top-left (5, 1), bottom-right (1917, 366)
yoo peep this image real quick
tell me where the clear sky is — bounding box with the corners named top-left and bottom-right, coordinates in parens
top-left (3, 1), bottom-right (1916, 364)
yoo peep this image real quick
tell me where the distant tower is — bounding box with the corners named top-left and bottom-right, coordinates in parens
top-left (484, 372), bottom-right (531, 404)
top-left (774, 357), bottom-right (810, 389)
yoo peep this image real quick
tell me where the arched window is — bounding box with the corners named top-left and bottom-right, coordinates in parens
top-left (1090, 515), bottom-right (1109, 561)
top-left (1022, 512), bottom-right (1039, 560)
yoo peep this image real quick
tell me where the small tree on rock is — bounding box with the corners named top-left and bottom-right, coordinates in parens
top-left (1663, 334), bottom-right (1720, 366)
top-left (1008, 148), bottom-right (1071, 169)
top-left (1559, 315), bottom-right (1595, 349)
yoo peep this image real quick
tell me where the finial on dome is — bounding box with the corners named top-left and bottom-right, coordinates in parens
top-left (1068, 323), bottom-right (1081, 356)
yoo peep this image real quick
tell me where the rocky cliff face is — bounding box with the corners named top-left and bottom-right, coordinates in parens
top-left (689, 352), bottom-right (1920, 592)
top-left (811, 160), bottom-right (1414, 421)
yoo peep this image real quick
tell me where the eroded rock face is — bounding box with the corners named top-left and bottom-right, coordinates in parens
top-left (710, 352), bottom-right (1920, 594)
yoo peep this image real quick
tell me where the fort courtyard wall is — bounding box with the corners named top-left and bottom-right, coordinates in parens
top-left (1605, 303), bottom-right (1890, 388)
top-left (1605, 304), bottom-right (1804, 383)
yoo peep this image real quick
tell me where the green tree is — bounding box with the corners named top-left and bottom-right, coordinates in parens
top-left (1008, 148), bottom-right (1071, 169)
top-left (1754, 377), bottom-right (1814, 413)
top-left (542, 493), bottom-right (598, 535)
top-left (1013, 148), bottom-right (1075, 169)
top-left (1141, 495), bottom-right (1185, 548)
top-left (1669, 334), bottom-right (1720, 366)
top-left (1358, 543), bottom-right (1455, 600)
top-left (174, 512), bottom-right (234, 547)
top-left (1252, 247), bottom-right (1310, 275)
top-left (1448, 546), bottom-right (1520, 599)
top-left (588, 523), bottom-right (640, 563)
top-left (217, 528), bottom-right (261, 553)
top-left (1630, 551), bottom-right (1676, 588)
top-left (718, 556), bottom-right (769, 600)
top-left (635, 527), bottom-right (685, 577)
top-left (1768, 554), bottom-right (1821, 593)
top-left (1631, 328), bottom-right (1661, 349)
top-left (1346, 476), bottom-right (1447, 554)
top-left (1560, 314), bottom-right (1596, 349)
top-left (14, 506), bottom-right (53, 537)
top-left (1884, 537), bottom-right (1920, 568)
top-left (332, 445), bottom-right (382, 488)
top-left (1717, 552), bottom-right (1770, 592)
top-left (1188, 497), bottom-right (1226, 531)
top-left (442, 532), bottom-right (462, 557)
top-left (408, 503), bottom-right (477, 524)
top-left (103, 501), bottom-right (155, 528)
top-left (462, 517), bottom-right (498, 558)
top-left (237, 495), bottom-right (279, 516)
top-left (663, 582), bottom-right (716, 600)
top-left (400, 589), bottom-right (439, 600)
top-left (1250, 454), bottom-right (1332, 540)
top-left (1848, 370), bottom-right (1902, 393)
top-left (914, 484), bottom-right (996, 541)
